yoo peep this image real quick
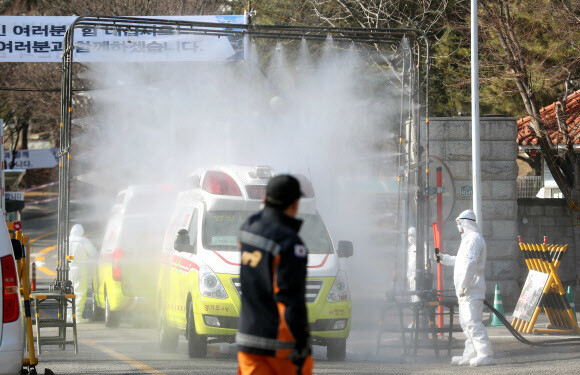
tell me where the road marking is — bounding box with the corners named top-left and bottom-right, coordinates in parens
top-left (39, 245), bottom-right (57, 254)
top-left (31, 245), bottom-right (58, 276)
top-left (82, 340), bottom-right (165, 374)
top-left (37, 265), bottom-right (56, 276)
top-left (30, 231), bottom-right (56, 243)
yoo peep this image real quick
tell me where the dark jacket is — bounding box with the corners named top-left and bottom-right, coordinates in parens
top-left (236, 206), bottom-right (310, 357)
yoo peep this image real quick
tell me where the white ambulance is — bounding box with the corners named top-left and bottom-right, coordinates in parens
top-left (157, 165), bottom-right (353, 360)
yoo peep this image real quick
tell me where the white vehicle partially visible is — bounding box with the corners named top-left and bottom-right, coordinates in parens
top-left (0, 222), bottom-right (23, 375)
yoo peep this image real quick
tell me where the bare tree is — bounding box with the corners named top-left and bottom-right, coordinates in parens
top-left (469, 0), bottom-right (580, 282)
top-left (37, 0), bottom-right (224, 17)
top-left (308, 0), bottom-right (449, 41)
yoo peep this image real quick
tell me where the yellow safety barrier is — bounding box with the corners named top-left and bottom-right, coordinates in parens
top-left (8, 222), bottom-right (39, 371)
top-left (512, 242), bottom-right (580, 335)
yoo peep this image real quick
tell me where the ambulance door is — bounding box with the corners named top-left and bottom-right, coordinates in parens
top-left (167, 206), bottom-right (193, 320)
top-left (180, 206), bottom-right (201, 309)
top-left (95, 212), bottom-right (122, 307)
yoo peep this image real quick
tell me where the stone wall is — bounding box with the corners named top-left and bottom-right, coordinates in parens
top-left (428, 117), bottom-right (520, 305)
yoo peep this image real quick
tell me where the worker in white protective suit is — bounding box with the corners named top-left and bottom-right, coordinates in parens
top-left (437, 210), bottom-right (496, 367)
top-left (407, 227), bottom-right (417, 300)
top-left (69, 224), bottom-right (97, 322)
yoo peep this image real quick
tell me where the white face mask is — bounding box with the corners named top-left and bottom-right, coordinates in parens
top-left (456, 219), bottom-right (464, 233)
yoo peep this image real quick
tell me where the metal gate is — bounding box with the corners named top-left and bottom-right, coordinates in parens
top-left (52, 12), bottom-right (431, 351)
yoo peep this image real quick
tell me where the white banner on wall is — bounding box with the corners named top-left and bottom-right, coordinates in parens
top-left (0, 15), bottom-right (244, 62)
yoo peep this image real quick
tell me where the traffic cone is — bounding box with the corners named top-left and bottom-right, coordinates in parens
top-left (490, 284), bottom-right (505, 326)
top-left (567, 286), bottom-right (577, 322)
top-left (31, 261), bottom-right (36, 292)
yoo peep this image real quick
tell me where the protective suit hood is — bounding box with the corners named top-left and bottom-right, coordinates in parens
top-left (70, 224), bottom-right (84, 238)
top-left (408, 227), bottom-right (416, 246)
top-left (456, 210), bottom-right (479, 234)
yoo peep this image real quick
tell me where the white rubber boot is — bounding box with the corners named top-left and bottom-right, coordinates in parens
top-left (451, 356), bottom-right (471, 366)
top-left (469, 356), bottom-right (497, 367)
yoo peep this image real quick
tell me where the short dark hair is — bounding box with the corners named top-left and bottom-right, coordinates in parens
top-left (265, 198), bottom-right (297, 211)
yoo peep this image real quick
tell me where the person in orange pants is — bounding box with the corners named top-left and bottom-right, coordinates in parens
top-left (238, 351), bottom-right (313, 375)
top-left (236, 175), bottom-right (313, 375)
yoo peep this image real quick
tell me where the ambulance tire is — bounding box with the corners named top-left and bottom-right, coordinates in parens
top-left (91, 293), bottom-right (105, 322)
top-left (326, 338), bottom-right (346, 361)
top-left (187, 303), bottom-right (207, 358)
top-left (104, 289), bottom-right (121, 328)
top-left (159, 302), bottom-right (178, 352)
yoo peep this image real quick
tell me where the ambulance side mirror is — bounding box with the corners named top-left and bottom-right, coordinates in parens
top-left (174, 229), bottom-right (195, 254)
top-left (337, 241), bottom-right (353, 258)
top-left (11, 239), bottom-right (25, 260)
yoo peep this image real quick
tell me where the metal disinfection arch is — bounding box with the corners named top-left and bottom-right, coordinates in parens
top-left (55, 13), bottom-right (431, 295)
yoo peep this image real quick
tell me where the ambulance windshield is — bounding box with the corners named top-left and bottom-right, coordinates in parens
top-left (203, 211), bottom-right (334, 254)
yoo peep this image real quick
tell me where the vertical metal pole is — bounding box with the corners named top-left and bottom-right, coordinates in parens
top-left (422, 41), bottom-right (431, 280)
top-left (243, 2), bottom-right (252, 61)
top-left (436, 167), bottom-right (443, 330)
top-left (0, 119), bottom-right (5, 217)
top-left (57, 26), bottom-right (74, 288)
top-left (412, 44), bottom-right (425, 292)
top-left (424, 37), bottom-right (431, 274)
top-left (471, 0), bottom-right (482, 229)
top-left (396, 53), bottom-right (407, 292)
top-left (404, 40), bottom-right (412, 294)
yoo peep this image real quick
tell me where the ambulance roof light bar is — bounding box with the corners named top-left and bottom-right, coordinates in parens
top-left (202, 171), bottom-right (242, 197)
top-left (249, 166), bottom-right (273, 180)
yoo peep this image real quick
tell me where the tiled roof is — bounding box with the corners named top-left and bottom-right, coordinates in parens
top-left (517, 90), bottom-right (580, 145)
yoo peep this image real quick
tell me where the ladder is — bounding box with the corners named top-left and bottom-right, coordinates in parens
top-left (30, 291), bottom-right (78, 354)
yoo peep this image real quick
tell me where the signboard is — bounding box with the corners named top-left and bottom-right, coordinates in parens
top-left (512, 270), bottom-right (550, 321)
top-left (4, 148), bottom-right (58, 169)
top-left (460, 185), bottom-right (473, 196)
top-left (543, 160), bottom-right (558, 188)
top-left (5, 191), bottom-right (24, 201)
top-left (0, 15), bottom-right (244, 62)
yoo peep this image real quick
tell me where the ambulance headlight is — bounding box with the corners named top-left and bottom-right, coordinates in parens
top-left (327, 270), bottom-right (350, 302)
top-left (332, 319), bottom-right (348, 330)
top-left (203, 315), bottom-right (221, 327)
top-left (199, 266), bottom-right (228, 299)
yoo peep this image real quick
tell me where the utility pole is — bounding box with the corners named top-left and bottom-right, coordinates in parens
top-left (471, 0), bottom-right (482, 228)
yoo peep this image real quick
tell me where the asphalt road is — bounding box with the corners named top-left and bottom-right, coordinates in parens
top-left (20, 202), bottom-right (580, 375)
top-left (31, 323), bottom-right (580, 375)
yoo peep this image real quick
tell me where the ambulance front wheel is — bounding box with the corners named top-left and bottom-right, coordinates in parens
top-left (187, 302), bottom-right (207, 358)
top-left (90, 290), bottom-right (104, 322)
top-left (326, 338), bottom-right (346, 361)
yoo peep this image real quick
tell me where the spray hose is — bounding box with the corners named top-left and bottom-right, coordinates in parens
top-left (483, 300), bottom-right (580, 346)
